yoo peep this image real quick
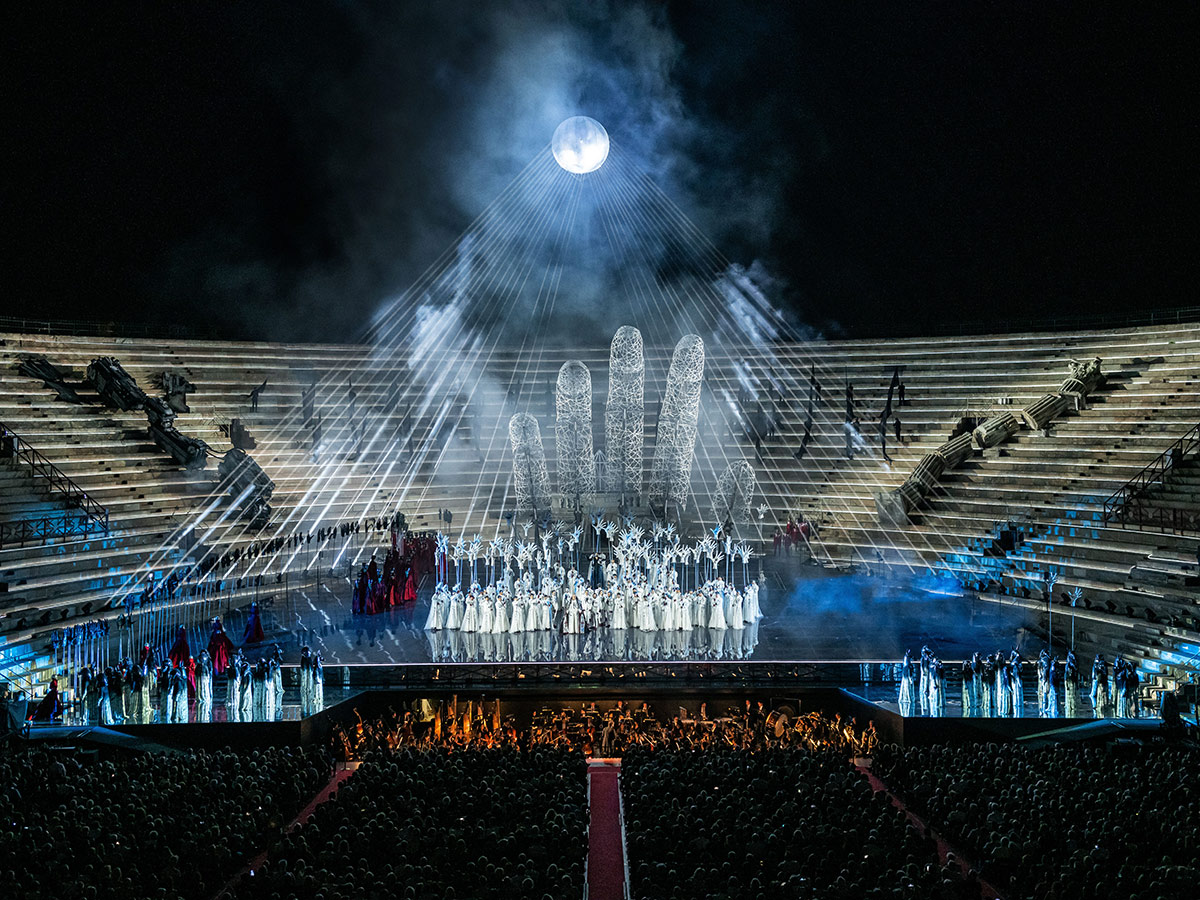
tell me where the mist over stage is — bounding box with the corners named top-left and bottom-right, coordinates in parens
top-left (285, 568), bottom-right (1035, 669)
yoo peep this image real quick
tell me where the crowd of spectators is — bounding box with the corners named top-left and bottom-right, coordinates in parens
top-left (873, 742), bottom-right (1200, 900)
top-left (236, 747), bottom-right (587, 900)
top-left (623, 747), bottom-right (987, 900)
top-left (1, 745), bottom-right (330, 900)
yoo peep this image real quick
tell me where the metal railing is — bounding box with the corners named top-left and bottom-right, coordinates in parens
top-left (1103, 421), bottom-right (1200, 532)
top-left (0, 314), bottom-right (192, 340)
top-left (0, 424), bottom-right (109, 546)
top-left (862, 304), bottom-right (1200, 340)
top-left (0, 513), bottom-right (103, 549)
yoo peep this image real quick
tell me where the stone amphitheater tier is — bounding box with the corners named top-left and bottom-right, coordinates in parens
top-left (0, 324), bottom-right (1196, 698)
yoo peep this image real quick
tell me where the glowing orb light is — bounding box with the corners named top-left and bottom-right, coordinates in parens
top-left (551, 116), bottom-right (610, 174)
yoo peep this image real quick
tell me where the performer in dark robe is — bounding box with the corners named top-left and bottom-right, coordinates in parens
top-left (382, 550), bottom-right (399, 609)
top-left (299, 646), bottom-right (315, 717)
top-left (111, 663), bottom-right (127, 722)
top-left (970, 652), bottom-right (984, 716)
top-left (353, 567), bottom-right (369, 615)
top-left (235, 651), bottom-right (253, 722)
top-left (98, 668), bottom-right (115, 725)
top-left (1124, 665), bottom-right (1141, 717)
top-left (931, 657), bottom-right (946, 715)
top-left (1113, 657), bottom-right (1128, 718)
top-left (252, 660), bottom-right (268, 721)
top-left (135, 662), bottom-right (152, 724)
top-left (207, 617), bottom-right (235, 674)
top-left (1009, 650), bottom-right (1024, 717)
top-left (1064, 650), bottom-right (1081, 718)
top-left (1045, 656), bottom-right (1060, 717)
top-left (242, 602), bottom-right (265, 644)
top-left (81, 667), bottom-right (100, 725)
top-left (167, 625), bottom-right (190, 667)
top-left (267, 652), bottom-right (283, 724)
top-left (1091, 653), bottom-right (1109, 717)
top-left (155, 665), bottom-right (170, 723)
top-left (30, 677), bottom-right (60, 722)
top-left (980, 654), bottom-right (994, 715)
top-left (268, 647), bottom-right (283, 720)
top-left (168, 664), bottom-right (188, 723)
top-left (960, 658), bottom-right (974, 717)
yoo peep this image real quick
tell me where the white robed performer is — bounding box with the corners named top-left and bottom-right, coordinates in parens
top-left (236, 657), bottom-right (253, 723)
top-left (490, 586), bottom-right (509, 633)
top-left (311, 651), bottom-right (324, 713)
top-left (169, 665), bottom-right (188, 723)
top-left (270, 646), bottom-right (284, 716)
top-left (252, 662), bottom-right (267, 721)
top-left (424, 586), bottom-right (448, 631)
top-left (422, 528), bottom-right (766, 661)
top-left (899, 651), bottom-right (915, 710)
top-left (196, 650), bottom-right (213, 723)
top-left (227, 659), bottom-right (241, 723)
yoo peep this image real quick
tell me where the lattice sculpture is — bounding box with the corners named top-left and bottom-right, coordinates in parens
top-left (509, 412), bottom-right (551, 519)
top-left (712, 459), bottom-right (757, 528)
top-left (555, 360), bottom-right (595, 512)
top-left (649, 334), bottom-right (705, 512)
top-left (604, 325), bottom-right (645, 496)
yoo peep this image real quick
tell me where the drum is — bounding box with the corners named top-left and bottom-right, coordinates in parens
top-left (765, 710), bottom-right (789, 737)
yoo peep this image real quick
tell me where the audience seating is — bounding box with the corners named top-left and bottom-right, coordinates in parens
top-left (873, 741), bottom-right (1200, 900)
top-left (0, 323), bottom-right (1197, 698)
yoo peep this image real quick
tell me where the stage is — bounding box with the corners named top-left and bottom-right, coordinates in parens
top-left (267, 570), bottom-right (1040, 670)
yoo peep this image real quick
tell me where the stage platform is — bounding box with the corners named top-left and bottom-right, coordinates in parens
top-left (271, 571), bottom-right (1038, 671)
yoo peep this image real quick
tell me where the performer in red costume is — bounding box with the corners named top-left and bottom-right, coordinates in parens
top-left (206, 616), bottom-right (235, 674)
top-left (167, 625), bottom-right (190, 667)
top-left (403, 566), bottom-right (418, 604)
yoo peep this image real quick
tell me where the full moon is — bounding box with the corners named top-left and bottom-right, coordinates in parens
top-left (551, 116), bottom-right (610, 174)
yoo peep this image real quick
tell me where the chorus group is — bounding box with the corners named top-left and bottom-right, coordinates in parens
top-left (424, 569), bottom-right (763, 635)
top-left (900, 646), bottom-right (1146, 718)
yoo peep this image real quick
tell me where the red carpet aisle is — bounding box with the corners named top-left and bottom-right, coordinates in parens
top-left (587, 760), bottom-right (627, 900)
top-left (213, 764), bottom-right (358, 900)
top-left (857, 762), bottom-right (1004, 900)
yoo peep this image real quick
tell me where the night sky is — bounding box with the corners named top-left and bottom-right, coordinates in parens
top-left (3, 2), bottom-right (1196, 342)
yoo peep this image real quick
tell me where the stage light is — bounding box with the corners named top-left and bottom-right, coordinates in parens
top-left (552, 116), bottom-right (609, 173)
